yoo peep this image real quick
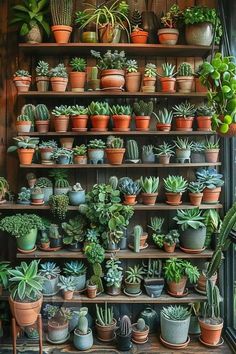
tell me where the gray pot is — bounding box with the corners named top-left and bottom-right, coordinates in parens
top-left (185, 22), bottom-right (213, 46)
top-left (42, 276), bottom-right (59, 296)
top-left (72, 274), bottom-right (86, 291)
top-left (189, 315), bottom-right (200, 335)
top-left (142, 152), bottom-right (155, 163)
top-left (176, 149), bottom-right (191, 159)
top-left (191, 152), bottom-right (205, 163)
top-left (144, 278), bottom-right (164, 298)
top-left (119, 236), bottom-right (128, 250)
top-left (69, 190), bottom-right (85, 205)
top-left (48, 321), bottom-right (68, 342)
top-left (124, 280), bottom-right (141, 295)
top-left (88, 149), bottom-right (104, 164)
top-left (73, 328), bottom-right (93, 350)
top-left (161, 313), bottom-right (190, 344)
top-left (180, 227), bottom-right (206, 250)
top-left (43, 187), bottom-right (53, 203)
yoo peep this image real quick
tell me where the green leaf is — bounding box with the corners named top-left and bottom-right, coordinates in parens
top-left (20, 23), bottom-right (29, 36)
top-left (18, 281), bottom-right (26, 300)
top-left (38, 0), bottom-right (48, 11)
top-left (12, 5), bottom-right (29, 13)
top-left (211, 71), bottom-right (220, 80)
top-left (222, 85), bottom-right (231, 94)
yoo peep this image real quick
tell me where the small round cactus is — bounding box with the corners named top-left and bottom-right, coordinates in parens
top-left (136, 318), bottom-right (146, 331)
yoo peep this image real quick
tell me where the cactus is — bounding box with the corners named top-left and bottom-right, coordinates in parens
top-left (136, 318), bottom-right (146, 331)
top-left (130, 9), bottom-right (142, 28)
top-left (16, 114), bottom-right (30, 122)
top-left (119, 315), bottom-right (131, 336)
top-left (109, 176), bottom-right (118, 190)
top-left (202, 280), bottom-right (221, 320)
top-left (133, 225), bottom-right (143, 253)
top-left (127, 140), bottom-right (139, 161)
top-left (21, 104), bottom-right (35, 125)
top-left (133, 100), bottom-right (153, 116)
top-left (77, 307), bottom-right (88, 335)
top-left (90, 263), bottom-right (104, 293)
top-left (35, 104), bottom-right (50, 121)
top-left (96, 303), bottom-right (114, 326)
top-left (143, 259), bottom-right (162, 278)
top-left (90, 66), bottom-right (98, 80)
top-left (54, 178), bottom-right (70, 189)
top-left (178, 62), bottom-right (193, 77)
top-left (50, 0), bottom-right (73, 26)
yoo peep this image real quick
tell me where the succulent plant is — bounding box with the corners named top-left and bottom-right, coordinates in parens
top-left (163, 175), bottom-right (188, 193)
top-left (36, 61), bottom-right (50, 77)
top-left (88, 139), bottom-right (106, 149)
top-left (158, 63), bottom-right (177, 78)
top-left (173, 208), bottom-right (205, 230)
top-left (153, 108), bottom-right (173, 124)
top-left (110, 104), bottom-right (132, 115)
top-left (49, 194), bottom-right (69, 220)
top-left (14, 69), bottom-right (31, 77)
top-left (39, 262), bottom-right (60, 280)
top-left (118, 177), bottom-right (140, 195)
top-left (70, 57), bottom-right (86, 72)
top-left (35, 177), bottom-right (52, 188)
top-left (161, 305), bottom-right (191, 321)
top-left (139, 176), bottom-right (159, 193)
top-left (50, 64), bottom-right (68, 78)
top-left (173, 101), bottom-right (196, 118)
top-left (126, 140), bottom-right (139, 161)
top-left (178, 62), bottom-right (194, 76)
top-left (174, 137), bottom-right (193, 150)
top-left (17, 187), bottom-right (31, 202)
top-left (70, 105), bottom-right (88, 115)
top-left (39, 140), bottom-right (57, 149)
top-left (188, 181), bottom-right (204, 193)
top-left (73, 145), bottom-right (87, 156)
top-left (88, 101), bottom-right (110, 116)
top-left (144, 63), bottom-right (157, 78)
top-left (8, 136), bottom-right (39, 152)
top-left (76, 307), bottom-right (89, 335)
top-left (164, 229), bottom-right (180, 246)
top-left (196, 104), bottom-right (215, 116)
top-left (35, 104), bottom-right (50, 121)
top-left (136, 318), bottom-right (146, 331)
top-left (58, 275), bottom-right (77, 291)
top-left (196, 168), bottom-right (224, 189)
top-left (63, 261), bottom-right (87, 276)
top-left (119, 315), bottom-right (132, 336)
top-left (52, 105), bottom-right (71, 116)
top-left (50, 0), bottom-right (73, 26)
top-left (96, 303), bottom-right (114, 326)
top-left (125, 265), bottom-right (145, 284)
top-left (126, 59), bottom-right (139, 73)
top-left (204, 138), bottom-right (220, 150)
top-left (16, 114), bottom-right (31, 122)
top-left (191, 141), bottom-right (205, 152)
top-left (62, 215), bottom-right (87, 245)
top-left (133, 100), bottom-right (153, 116)
top-left (106, 136), bottom-right (124, 148)
top-left (155, 142), bottom-right (174, 156)
top-left (104, 257), bottom-right (123, 288)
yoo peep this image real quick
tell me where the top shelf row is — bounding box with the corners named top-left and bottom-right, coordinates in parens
top-left (19, 43), bottom-right (217, 58)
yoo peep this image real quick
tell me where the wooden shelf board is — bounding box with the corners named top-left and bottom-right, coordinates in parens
top-left (18, 43), bottom-right (217, 57)
top-left (16, 248), bottom-right (214, 259)
top-left (19, 162), bottom-right (221, 169)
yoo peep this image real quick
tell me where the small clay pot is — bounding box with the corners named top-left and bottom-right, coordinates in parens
top-left (123, 195), bottom-right (137, 205)
top-left (189, 192), bottom-right (203, 206)
top-left (51, 25), bottom-right (72, 43)
top-left (87, 284), bottom-right (97, 298)
top-left (167, 277), bottom-right (187, 296)
top-left (141, 193), bottom-right (158, 205)
top-left (202, 187), bottom-right (221, 204)
top-left (197, 116), bottom-right (212, 131)
top-left (176, 76), bottom-right (194, 93)
top-left (106, 148), bottom-right (125, 165)
top-left (160, 77), bottom-right (176, 93)
top-left (156, 123), bottom-right (171, 132)
top-left (205, 149), bottom-right (219, 163)
top-left (135, 116), bottom-right (150, 131)
top-left (63, 290), bottom-right (74, 300)
top-left (175, 117), bottom-right (194, 131)
top-left (125, 72), bottom-right (141, 92)
top-left (163, 242), bottom-right (176, 253)
top-left (132, 324), bottom-right (149, 343)
top-left (158, 28), bottom-right (179, 45)
top-left (165, 192), bottom-right (182, 205)
top-left (158, 155), bottom-right (171, 164)
top-left (112, 115), bottom-right (131, 131)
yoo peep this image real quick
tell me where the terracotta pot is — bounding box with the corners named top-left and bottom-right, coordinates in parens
top-left (132, 324), bottom-right (149, 343)
top-left (91, 115), bottom-right (110, 131)
top-left (165, 192), bottom-right (182, 205)
top-left (195, 78), bottom-right (207, 93)
top-left (87, 284), bottom-right (97, 298)
top-left (197, 272), bottom-right (217, 292)
top-left (185, 22), bottom-right (213, 46)
top-left (16, 121), bottom-right (32, 133)
top-left (53, 116), bottom-right (69, 132)
top-left (159, 155), bottom-right (171, 164)
top-left (226, 123), bottom-right (236, 137)
top-left (74, 155), bottom-right (87, 165)
top-left (60, 137), bottom-right (74, 149)
top-left (100, 69), bottom-right (125, 90)
top-left (143, 77), bottom-right (156, 87)
top-left (131, 31), bottom-right (149, 44)
top-left (140, 232), bottom-right (148, 247)
top-left (167, 277), bottom-right (187, 296)
top-left (125, 72), bottom-right (141, 92)
top-left (158, 28), bottom-right (179, 45)
top-left (41, 241), bottom-right (50, 249)
top-left (13, 76), bottom-right (31, 92)
top-left (95, 319), bottom-right (117, 342)
top-left (202, 187), bottom-right (221, 204)
top-left (36, 76), bottom-right (49, 92)
top-left (69, 71), bottom-right (86, 92)
top-left (63, 290), bottom-right (74, 300)
top-left (141, 192), bottom-right (158, 205)
top-left (106, 148), bottom-right (125, 165)
top-left (205, 149), bottom-right (219, 163)
top-left (163, 242), bottom-right (176, 253)
top-left (40, 147), bottom-right (54, 164)
top-left (199, 318), bottom-right (223, 346)
top-left (50, 77), bottom-right (68, 92)
top-left (197, 116), bottom-right (212, 131)
top-left (24, 24), bottom-right (42, 43)
top-left (71, 114), bottom-right (88, 131)
top-left (17, 149), bottom-right (35, 165)
top-left (175, 117), bottom-right (194, 131)
top-left (176, 76), bottom-right (194, 93)
top-left (160, 77), bottom-right (176, 93)
top-left (189, 193), bottom-right (203, 206)
top-left (35, 120), bottom-right (50, 133)
top-left (51, 25), bottom-right (72, 43)
top-left (9, 296), bottom-right (42, 327)
top-left (112, 115), bottom-right (131, 131)
top-left (156, 123), bottom-right (171, 132)
top-left (98, 23), bottom-right (121, 43)
top-left (135, 116), bottom-right (150, 131)
top-left (124, 195), bottom-right (137, 205)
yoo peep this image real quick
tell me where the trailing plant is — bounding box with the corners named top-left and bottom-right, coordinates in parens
top-left (50, 0), bottom-right (73, 26)
top-left (91, 50), bottom-right (127, 70)
top-left (177, 62), bottom-right (193, 76)
top-left (163, 175), bottom-right (188, 193)
top-left (155, 142), bottom-right (174, 156)
top-left (49, 194), bottom-right (69, 220)
top-left (36, 61), bottom-right (50, 77)
top-left (153, 108), bottom-right (173, 124)
top-left (49, 64), bottom-right (68, 78)
top-left (139, 176), bottom-right (159, 193)
top-left (173, 208), bottom-right (205, 230)
top-left (196, 168), bottom-right (224, 189)
top-left (161, 305), bottom-right (190, 320)
top-left (173, 101), bottom-right (196, 118)
top-left (87, 139), bottom-right (106, 150)
top-left (126, 59), bottom-right (138, 73)
top-left (70, 57), bottom-right (86, 72)
top-left (164, 258), bottom-right (200, 283)
top-left (62, 215), bottom-right (87, 245)
top-left (188, 181), bottom-right (204, 193)
top-left (125, 265), bottom-right (145, 284)
top-left (0, 214), bottom-right (44, 239)
top-left (144, 63), bottom-right (157, 78)
top-left (133, 100), bottom-right (153, 116)
top-left (88, 101), bottom-right (110, 116)
top-left (96, 303), bottom-right (114, 326)
top-left (110, 105), bottom-right (132, 115)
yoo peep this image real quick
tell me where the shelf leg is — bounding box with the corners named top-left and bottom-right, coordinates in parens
top-left (38, 314), bottom-right (43, 354)
top-left (12, 318), bottom-right (17, 354)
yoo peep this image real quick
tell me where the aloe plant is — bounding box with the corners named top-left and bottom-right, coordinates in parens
top-left (163, 175), bottom-right (188, 193)
top-left (139, 176), bottom-right (159, 193)
top-left (173, 208), bottom-right (205, 230)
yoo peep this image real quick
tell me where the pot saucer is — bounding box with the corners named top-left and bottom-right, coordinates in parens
top-left (43, 290), bottom-right (59, 297)
top-left (31, 201), bottom-right (45, 206)
top-left (160, 335), bottom-right (190, 349)
top-left (123, 201), bottom-right (137, 206)
top-left (166, 201), bottom-right (182, 206)
top-left (194, 286), bottom-right (206, 295)
top-left (38, 246), bottom-right (62, 252)
top-left (46, 333), bottom-right (70, 344)
top-left (135, 128), bottom-right (150, 131)
top-left (167, 289), bottom-right (188, 298)
top-left (179, 246), bottom-right (206, 254)
top-left (91, 128), bottom-right (108, 132)
top-left (128, 243), bottom-right (148, 250)
top-left (132, 337), bottom-right (148, 344)
top-left (41, 160), bottom-right (54, 165)
top-left (199, 335), bottom-right (224, 348)
top-left (112, 128), bottom-right (130, 132)
top-left (72, 128), bottom-right (88, 132)
top-left (101, 87), bottom-right (123, 92)
top-left (17, 246), bottom-right (37, 254)
top-left (97, 334), bottom-right (116, 342)
top-left (123, 289), bottom-right (142, 297)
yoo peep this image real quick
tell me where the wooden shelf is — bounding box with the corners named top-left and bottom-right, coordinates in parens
top-left (18, 43), bottom-right (217, 57)
top-left (16, 248), bottom-right (214, 259)
top-left (20, 162), bottom-right (221, 169)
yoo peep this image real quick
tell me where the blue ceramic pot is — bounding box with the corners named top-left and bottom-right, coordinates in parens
top-left (88, 149), bottom-right (104, 164)
top-left (69, 190), bottom-right (85, 205)
top-left (57, 155), bottom-right (71, 165)
top-left (73, 328), bottom-right (93, 350)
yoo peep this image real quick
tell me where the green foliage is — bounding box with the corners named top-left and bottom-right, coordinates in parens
top-left (44, 304), bottom-right (72, 323)
top-left (35, 104), bottom-right (50, 121)
top-left (136, 318), bottom-right (146, 331)
top-left (84, 242), bottom-right (105, 264)
top-left (91, 50), bottom-right (127, 70)
top-left (58, 275), bottom-right (77, 291)
top-left (14, 69), bottom-right (31, 77)
top-left (88, 101), bottom-right (110, 115)
top-left (106, 136), bottom-right (124, 148)
top-left (142, 145), bottom-right (154, 156)
top-left (196, 168), bottom-right (224, 189)
top-left (125, 265), bottom-right (145, 284)
top-left (63, 261), bottom-right (86, 276)
top-left (173, 208), bottom-right (205, 230)
top-left (35, 177), bottom-right (52, 189)
top-left (73, 145), bottom-right (87, 156)
top-left (188, 181), bottom-right (204, 193)
top-left (149, 217), bottom-right (164, 233)
top-left (126, 140), bottom-right (139, 160)
top-left (70, 105), bottom-right (88, 115)
top-left (164, 258), bottom-right (200, 283)
top-left (202, 280), bottom-right (222, 320)
top-left (118, 177), bottom-right (140, 195)
top-left (144, 63), bottom-right (157, 78)
top-left (173, 101), bottom-right (196, 118)
top-left (8, 136), bottom-right (39, 153)
top-left (39, 262), bottom-right (60, 280)
top-left (50, 0), bottom-right (73, 26)
top-left (16, 114), bottom-right (30, 122)
top-left (204, 138), bottom-right (220, 150)
top-left (70, 58), bottom-right (86, 72)
top-left (0, 214), bottom-right (44, 239)
top-left (51, 147), bottom-right (73, 161)
top-left (49, 64), bottom-right (68, 78)
top-left (203, 209), bottom-right (222, 248)
top-left (174, 137), bottom-right (193, 149)
top-left (163, 175), bottom-right (188, 193)
top-left (52, 105), bottom-right (71, 116)
top-left (160, 4), bottom-right (182, 28)
top-left (159, 63), bottom-right (177, 78)
top-left (0, 177), bottom-right (9, 195)
top-left (87, 139), bottom-right (106, 149)
top-left (0, 262), bottom-right (11, 289)
top-left (164, 229), bottom-right (180, 246)
top-left (178, 62), bottom-right (194, 76)
top-left (142, 259), bottom-right (162, 278)
top-left (155, 142), bottom-right (174, 156)
top-left (17, 187), bottom-right (31, 202)
top-left (161, 305), bottom-right (190, 320)
top-left (21, 104), bottom-right (35, 124)
top-left (152, 234), bottom-right (165, 248)
top-left (153, 108), bottom-right (173, 124)
top-left (96, 303), bottom-right (114, 326)
top-left (126, 59), bottom-right (138, 73)
top-left (191, 141), bottom-right (205, 152)
top-left (36, 61), bottom-right (50, 77)
top-left (104, 257), bottom-right (123, 288)
top-left (90, 263), bottom-right (104, 293)
top-left (39, 140), bottom-right (57, 149)
top-left (196, 104), bottom-right (215, 116)
top-left (49, 194), bottom-right (69, 220)
top-left (133, 100), bottom-right (153, 116)
top-left (110, 104), bottom-right (132, 115)
top-left (139, 176), bottom-right (159, 193)
top-left (62, 215), bottom-right (87, 245)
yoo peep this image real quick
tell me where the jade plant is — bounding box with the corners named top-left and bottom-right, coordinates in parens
top-left (84, 242), bottom-right (105, 294)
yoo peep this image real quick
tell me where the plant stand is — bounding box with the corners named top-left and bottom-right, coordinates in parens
top-left (12, 314), bottom-right (43, 354)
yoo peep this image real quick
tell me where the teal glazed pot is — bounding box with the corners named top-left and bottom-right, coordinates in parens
top-left (73, 328), bottom-right (93, 350)
top-left (16, 228), bottom-right (37, 251)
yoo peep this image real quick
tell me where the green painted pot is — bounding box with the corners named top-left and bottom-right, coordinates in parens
top-left (16, 228), bottom-right (37, 251)
top-left (81, 31), bottom-right (97, 43)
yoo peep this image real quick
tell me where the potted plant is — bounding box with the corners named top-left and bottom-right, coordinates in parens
top-left (174, 137), bottom-right (193, 162)
top-left (155, 142), bottom-right (174, 164)
top-left (87, 139), bottom-right (106, 164)
top-left (191, 141), bottom-right (205, 163)
top-left (129, 224), bottom-right (148, 252)
top-left (133, 100), bottom-right (153, 131)
top-left (35, 61), bottom-right (50, 92)
top-left (164, 258), bottom-right (200, 296)
top-left (111, 104), bottom-right (132, 131)
top-left (104, 257), bottom-right (123, 296)
top-left (163, 175), bottom-right (188, 205)
top-left (39, 262), bottom-right (60, 297)
top-left (157, 63), bottom-right (177, 93)
top-left (142, 63), bottom-right (157, 92)
top-left (118, 177), bottom-right (140, 205)
top-left (148, 217), bottom-right (165, 250)
top-left (131, 26), bottom-right (148, 43)
top-left (51, 148), bottom-right (73, 165)
top-left (73, 307), bottom-right (93, 351)
top-left (58, 276), bottom-right (77, 300)
top-left (126, 140), bottom-right (140, 163)
top-left (15, 114), bottom-right (32, 133)
top-left (13, 69), bottom-right (31, 92)
top-left (52, 105), bottom-right (70, 132)
top-left (8, 261), bottom-right (45, 327)
top-left (198, 280), bottom-right (223, 346)
top-left (91, 50), bottom-right (127, 90)
top-left (84, 241), bottom-right (105, 294)
top-left (125, 59), bottom-right (141, 92)
top-left (132, 318), bottom-right (149, 344)
top-left (17, 187), bottom-right (31, 205)
top-left (173, 101), bottom-right (196, 131)
top-left (44, 305), bottom-right (72, 343)
top-left (73, 145), bottom-right (87, 165)
top-left (35, 104), bottom-right (50, 133)
top-left (176, 63), bottom-right (194, 93)
top-left (88, 101), bottom-right (110, 131)
top-left (74, 10), bottom-right (97, 43)
top-left (106, 136), bottom-right (125, 165)
top-left (87, 66), bottom-right (100, 90)
top-left (69, 58), bottom-right (87, 92)
top-left (87, 279), bottom-right (97, 299)
top-left (48, 223), bottom-right (63, 247)
top-left (31, 186), bottom-right (44, 205)
top-left (188, 181), bottom-right (204, 206)
top-left (160, 306), bottom-right (191, 347)
top-left (195, 64), bottom-right (208, 93)
top-left (204, 139), bottom-right (220, 163)
top-left (139, 176), bottom-right (159, 205)
top-left (35, 177), bottom-right (53, 204)
top-left (196, 168), bottom-right (224, 204)
top-left (116, 315), bottom-right (132, 350)
top-left (39, 140), bottom-right (57, 165)
top-left (95, 303), bottom-right (116, 342)
top-left (158, 5), bottom-right (181, 45)
top-left (50, 64), bottom-right (68, 92)
top-left (8, 136), bottom-right (39, 165)
top-left (10, 0), bottom-right (49, 43)
top-left (124, 265), bottom-right (145, 296)
top-left (142, 145), bottom-right (155, 163)
top-left (143, 259), bottom-right (164, 298)
top-left (62, 215), bottom-right (86, 251)
top-left (49, 195), bottom-right (69, 221)
top-left (70, 105), bottom-right (88, 132)
top-left (153, 108), bottom-right (173, 132)
top-left (163, 229), bottom-right (180, 253)
top-left (68, 183), bottom-right (85, 206)
top-left (196, 105), bottom-right (214, 131)
top-left (174, 208), bottom-right (206, 252)
top-left (182, 6), bottom-right (221, 46)
top-left (0, 213), bottom-right (44, 253)
top-left (63, 261), bottom-right (87, 292)
top-left (50, 0), bottom-right (73, 43)
top-left (40, 235), bottom-right (50, 249)
top-left (0, 177), bottom-right (9, 204)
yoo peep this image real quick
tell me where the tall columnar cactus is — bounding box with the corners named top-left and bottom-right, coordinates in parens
top-left (203, 280), bottom-right (221, 319)
top-left (77, 307), bottom-right (88, 334)
top-left (127, 140), bottom-right (139, 161)
top-left (21, 104), bottom-right (36, 124)
top-left (35, 104), bottom-right (50, 121)
top-left (109, 176), bottom-right (118, 190)
top-left (133, 224), bottom-right (143, 253)
top-left (50, 0), bottom-right (73, 26)
top-left (90, 67), bottom-right (98, 80)
top-left (137, 318), bottom-right (146, 331)
top-left (120, 315), bottom-right (131, 336)
top-left (96, 303), bottom-right (114, 326)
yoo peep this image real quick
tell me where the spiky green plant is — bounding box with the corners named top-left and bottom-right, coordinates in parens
top-left (163, 175), bottom-right (188, 193)
top-left (158, 63), bottom-right (177, 78)
top-left (153, 108), bottom-right (173, 124)
top-left (50, 0), bottom-right (73, 26)
top-left (173, 208), bottom-right (205, 231)
top-left (178, 62), bottom-right (193, 76)
top-left (125, 265), bottom-right (145, 284)
top-left (126, 140), bottom-right (139, 160)
top-left (173, 101), bottom-right (196, 118)
top-left (139, 176), bottom-right (159, 193)
top-left (70, 57), bottom-right (86, 72)
top-left (161, 305), bottom-right (191, 320)
top-left (155, 142), bottom-right (174, 156)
